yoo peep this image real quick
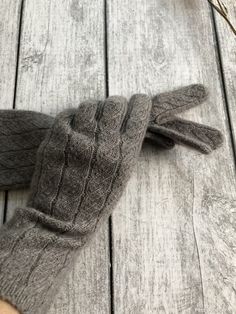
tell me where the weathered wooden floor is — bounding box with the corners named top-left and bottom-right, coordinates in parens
top-left (0, 0), bottom-right (236, 313)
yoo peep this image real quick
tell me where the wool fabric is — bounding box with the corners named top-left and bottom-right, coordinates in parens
top-left (0, 94), bottom-right (152, 313)
top-left (0, 85), bottom-right (223, 314)
top-left (0, 84), bottom-right (223, 191)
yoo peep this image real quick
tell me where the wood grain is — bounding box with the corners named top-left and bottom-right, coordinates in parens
top-left (212, 0), bottom-right (236, 145)
top-left (0, 1), bottom-right (22, 224)
top-left (6, 0), bottom-right (110, 313)
top-left (0, 0), bottom-right (20, 108)
top-left (108, 0), bottom-right (236, 313)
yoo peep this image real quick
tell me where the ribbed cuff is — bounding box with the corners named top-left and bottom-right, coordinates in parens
top-left (0, 211), bottom-right (74, 314)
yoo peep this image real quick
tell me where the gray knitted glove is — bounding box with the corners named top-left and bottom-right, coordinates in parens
top-left (0, 94), bottom-right (151, 314)
top-left (148, 84), bottom-right (223, 153)
top-left (0, 84), bottom-right (223, 191)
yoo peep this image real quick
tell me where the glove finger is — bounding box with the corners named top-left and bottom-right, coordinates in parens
top-left (97, 96), bottom-right (128, 161)
top-left (72, 100), bottom-right (98, 133)
top-left (27, 109), bottom-right (77, 209)
top-left (73, 96), bottom-right (128, 232)
top-left (101, 96), bottom-right (128, 135)
top-left (70, 96), bottom-right (127, 166)
top-left (164, 118), bottom-right (224, 151)
top-left (75, 95), bottom-right (152, 234)
top-left (122, 94), bottom-right (152, 158)
top-left (39, 101), bottom-right (101, 221)
top-left (149, 118), bottom-right (223, 154)
top-left (151, 84), bottom-right (207, 124)
top-left (39, 104), bottom-right (97, 160)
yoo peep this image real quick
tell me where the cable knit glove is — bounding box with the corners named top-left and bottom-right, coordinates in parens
top-left (148, 84), bottom-right (223, 153)
top-left (0, 84), bottom-right (223, 191)
top-left (0, 94), bottom-right (151, 314)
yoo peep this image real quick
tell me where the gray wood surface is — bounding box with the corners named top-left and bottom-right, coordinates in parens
top-left (0, 0), bottom-right (20, 108)
top-left (108, 0), bottom-right (236, 313)
top-left (0, 0), bottom-right (235, 313)
top-left (213, 0), bottom-right (236, 146)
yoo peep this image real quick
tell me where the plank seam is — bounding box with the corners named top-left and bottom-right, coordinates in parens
top-left (13, 0), bottom-right (25, 110)
top-left (104, 0), bottom-right (114, 312)
top-left (209, 4), bottom-right (236, 169)
top-left (109, 217), bottom-right (115, 314)
top-left (104, 0), bottom-right (109, 97)
top-left (3, 191), bottom-right (8, 223)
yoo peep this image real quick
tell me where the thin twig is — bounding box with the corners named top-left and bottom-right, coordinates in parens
top-left (217, 0), bottom-right (226, 16)
top-left (208, 0), bottom-right (236, 36)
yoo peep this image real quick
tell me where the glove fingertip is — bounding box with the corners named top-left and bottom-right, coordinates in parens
top-left (199, 130), bottom-right (224, 154)
top-left (188, 84), bottom-right (208, 104)
top-left (211, 129), bottom-right (224, 150)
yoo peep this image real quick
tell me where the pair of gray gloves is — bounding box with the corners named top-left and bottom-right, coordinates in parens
top-left (0, 84), bottom-right (222, 314)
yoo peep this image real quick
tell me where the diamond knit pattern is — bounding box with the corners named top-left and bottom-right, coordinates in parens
top-left (0, 94), bottom-right (151, 314)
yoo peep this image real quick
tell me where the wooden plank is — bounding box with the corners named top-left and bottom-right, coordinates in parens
top-left (0, 0), bottom-right (20, 108)
top-left (212, 1), bottom-right (236, 144)
top-left (0, 1), bottom-right (22, 223)
top-left (6, 0), bottom-right (110, 313)
top-left (108, 0), bottom-right (236, 313)
top-left (210, 4), bottom-right (236, 312)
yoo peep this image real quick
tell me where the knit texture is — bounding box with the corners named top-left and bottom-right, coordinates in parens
top-left (149, 84), bottom-right (223, 153)
top-left (0, 94), bottom-right (152, 314)
top-left (0, 110), bottom-right (53, 190)
top-left (0, 84), bottom-right (223, 191)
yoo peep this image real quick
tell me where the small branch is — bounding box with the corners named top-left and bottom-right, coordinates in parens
top-left (217, 0), bottom-right (227, 16)
top-left (207, 0), bottom-right (236, 36)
